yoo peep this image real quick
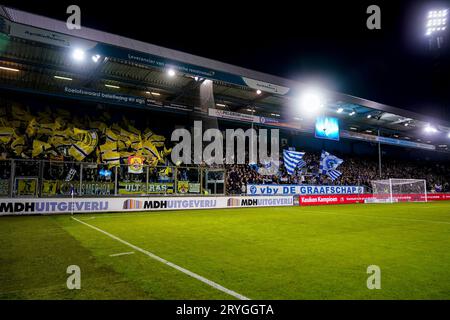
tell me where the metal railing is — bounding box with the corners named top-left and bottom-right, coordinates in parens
top-left (0, 159), bottom-right (225, 198)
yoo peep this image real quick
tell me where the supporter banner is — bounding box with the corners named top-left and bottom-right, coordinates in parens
top-left (298, 193), bottom-right (450, 206)
top-left (118, 182), bottom-right (174, 194)
top-left (41, 181), bottom-right (114, 196)
top-left (0, 180), bottom-right (9, 196)
top-left (16, 178), bottom-right (37, 197)
top-left (81, 182), bottom-right (114, 196)
top-left (247, 184), bottom-right (365, 196)
top-left (0, 196), bottom-right (293, 215)
top-left (128, 156), bottom-right (144, 174)
top-left (188, 183), bottom-right (201, 193)
top-left (177, 181), bottom-right (189, 194)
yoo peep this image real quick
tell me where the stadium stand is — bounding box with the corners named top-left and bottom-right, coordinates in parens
top-left (0, 5), bottom-right (449, 199)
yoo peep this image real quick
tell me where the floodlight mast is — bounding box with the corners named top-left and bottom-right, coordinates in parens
top-left (426, 9), bottom-right (448, 50)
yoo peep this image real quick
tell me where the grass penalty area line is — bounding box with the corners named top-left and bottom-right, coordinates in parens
top-left (71, 216), bottom-right (250, 300)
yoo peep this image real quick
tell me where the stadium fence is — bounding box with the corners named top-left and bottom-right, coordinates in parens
top-left (0, 159), bottom-right (226, 198)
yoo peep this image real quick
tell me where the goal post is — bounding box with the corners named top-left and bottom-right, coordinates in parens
top-left (370, 178), bottom-right (428, 203)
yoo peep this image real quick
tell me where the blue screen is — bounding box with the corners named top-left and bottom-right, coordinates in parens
top-left (315, 116), bottom-right (340, 141)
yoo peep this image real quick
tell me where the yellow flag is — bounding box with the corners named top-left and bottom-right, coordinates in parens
top-left (102, 150), bottom-right (121, 166)
top-left (0, 127), bottom-right (15, 144)
top-left (99, 142), bottom-right (118, 156)
top-left (149, 134), bottom-right (165, 147)
top-left (105, 128), bottom-right (118, 143)
top-left (11, 136), bottom-right (26, 156)
top-left (32, 140), bottom-right (52, 158)
top-left (26, 118), bottom-right (39, 137)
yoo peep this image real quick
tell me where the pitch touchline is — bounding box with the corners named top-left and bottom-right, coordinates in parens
top-left (71, 217), bottom-right (250, 300)
top-left (299, 210), bottom-right (450, 225)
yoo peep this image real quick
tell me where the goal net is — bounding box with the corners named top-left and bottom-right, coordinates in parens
top-left (370, 179), bottom-right (428, 203)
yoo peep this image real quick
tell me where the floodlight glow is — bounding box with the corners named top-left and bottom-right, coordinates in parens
top-left (167, 69), bottom-right (176, 77)
top-left (424, 125), bottom-right (438, 133)
top-left (367, 114), bottom-right (372, 119)
top-left (349, 111), bottom-right (355, 116)
top-left (256, 89), bottom-right (262, 95)
top-left (337, 108), bottom-right (343, 113)
top-left (72, 48), bottom-right (85, 61)
top-left (91, 54), bottom-right (101, 63)
top-left (447, 132), bottom-right (450, 138)
top-left (298, 89), bottom-right (325, 115)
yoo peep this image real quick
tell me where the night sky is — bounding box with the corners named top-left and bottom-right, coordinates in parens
top-left (3, 0), bottom-right (450, 120)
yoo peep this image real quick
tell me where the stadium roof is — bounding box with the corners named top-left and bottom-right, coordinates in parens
top-left (0, 5), bottom-right (449, 152)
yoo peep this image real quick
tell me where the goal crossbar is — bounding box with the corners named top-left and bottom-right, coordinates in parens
top-left (371, 178), bottom-right (428, 203)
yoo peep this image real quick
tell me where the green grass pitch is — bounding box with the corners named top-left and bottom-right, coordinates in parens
top-left (1, 202), bottom-right (450, 299)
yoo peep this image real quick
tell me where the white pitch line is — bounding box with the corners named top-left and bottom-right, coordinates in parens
top-left (109, 251), bottom-right (135, 257)
top-left (71, 217), bottom-right (250, 300)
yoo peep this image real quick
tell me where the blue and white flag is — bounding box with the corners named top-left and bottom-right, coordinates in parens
top-left (319, 150), bottom-right (343, 181)
top-left (283, 149), bottom-right (306, 175)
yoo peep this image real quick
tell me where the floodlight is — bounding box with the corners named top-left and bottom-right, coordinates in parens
top-left (349, 111), bottom-right (355, 116)
top-left (298, 88), bottom-right (325, 115)
top-left (426, 9), bottom-right (448, 36)
top-left (72, 48), bottom-right (85, 61)
top-left (167, 69), bottom-right (176, 77)
top-left (337, 108), bottom-right (343, 113)
top-left (54, 75), bottom-right (72, 81)
top-left (105, 84), bottom-right (120, 89)
top-left (0, 66), bottom-right (19, 72)
top-left (424, 124), bottom-right (438, 133)
top-left (367, 114), bottom-right (372, 119)
top-left (256, 90), bottom-right (262, 95)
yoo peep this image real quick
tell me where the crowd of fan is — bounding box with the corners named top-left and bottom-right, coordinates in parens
top-left (226, 153), bottom-right (450, 194)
